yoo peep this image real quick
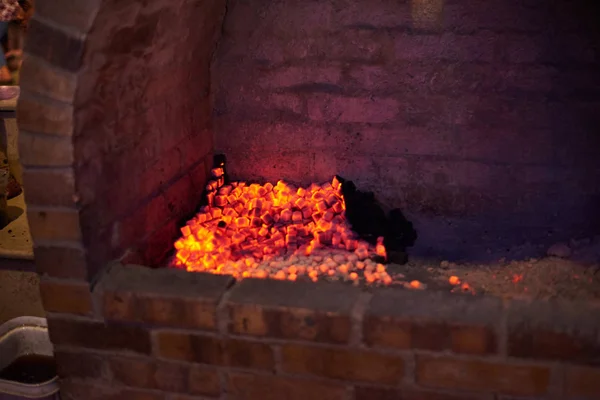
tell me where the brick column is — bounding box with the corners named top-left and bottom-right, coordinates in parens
top-left (18, 1), bottom-right (224, 399)
top-left (17, 9), bottom-right (102, 400)
top-left (19, 0), bottom-right (225, 281)
top-left (17, 1), bottom-right (100, 317)
top-left (38, 262), bottom-right (600, 399)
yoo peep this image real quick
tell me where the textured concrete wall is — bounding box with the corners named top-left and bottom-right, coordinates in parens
top-left (213, 0), bottom-right (600, 258)
top-left (74, 0), bottom-right (228, 270)
top-left (19, 0), bottom-right (227, 278)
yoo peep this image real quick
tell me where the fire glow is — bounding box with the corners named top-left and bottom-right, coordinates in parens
top-left (171, 168), bottom-right (393, 284)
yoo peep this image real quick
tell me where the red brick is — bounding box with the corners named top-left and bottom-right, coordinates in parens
top-left (34, 245), bottom-right (87, 280)
top-left (34, 0), bottom-right (100, 33)
top-left (117, 194), bottom-right (170, 249)
top-left (332, 0), bottom-right (411, 28)
top-left (446, 0), bottom-right (551, 32)
top-left (267, 93), bottom-right (303, 114)
top-left (110, 357), bottom-right (185, 392)
top-left (504, 34), bottom-right (547, 64)
top-left (47, 317), bottom-right (151, 354)
top-left (20, 53), bottom-right (77, 102)
top-left (507, 299), bottom-right (600, 365)
top-left (214, 119), bottom-right (328, 154)
top-left (508, 328), bottom-right (600, 364)
top-left (163, 174), bottom-right (197, 220)
top-left (59, 380), bottom-right (166, 400)
top-left (143, 293), bottom-right (217, 330)
top-left (364, 290), bottom-right (500, 355)
top-left (455, 127), bottom-right (554, 165)
top-left (226, 371), bottom-right (346, 400)
top-left (258, 66), bottom-right (341, 89)
top-left (135, 148), bottom-right (185, 204)
top-left (413, 158), bottom-right (508, 189)
top-left (187, 365), bottom-right (221, 397)
top-left (415, 355), bottom-right (550, 396)
top-left (22, 168), bottom-right (77, 207)
top-left (102, 288), bottom-right (134, 322)
top-left (450, 325), bottom-right (497, 355)
top-left (347, 65), bottom-right (394, 92)
top-left (460, 95), bottom-right (553, 131)
top-left (169, 396), bottom-right (218, 400)
top-left (19, 131), bottom-right (74, 167)
top-left (27, 207), bottom-right (81, 242)
top-left (411, 0), bottom-right (444, 31)
top-left (99, 191), bottom-right (180, 266)
top-left (281, 344), bottom-right (404, 384)
top-left (318, 29), bottom-right (392, 62)
top-left (227, 278), bottom-right (360, 344)
top-left (39, 279), bottom-right (92, 315)
top-left (383, 182), bottom-right (498, 216)
top-left (224, 150), bottom-right (314, 185)
top-left (212, 83), bottom-right (295, 120)
top-left (190, 155), bottom-right (209, 194)
top-left (307, 94), bottom-right (399, 123)
top-left (218, 28), bottom-right (388, 87)
top-left (25, 18), bottom-right (85, 72)
top-left (54, 350), bottom-right (105, 380)
top-left (180, 130), bottom-right (213, 173)
top-left (108, 357), bottom-right (219, 396)
top-left (76, 173), bottom-right (137, 236)
top-left (73, 109), bottom-right (207, 224)
top-left (155, 331), bottom-right (274, 371)
top-left (565, 365), bottom-right (600, 398)
top-left (137, 219), bottom-right (180, 267)
top-left (355, 386), bottom-right (493, 400)
top-left (233, 0), bottom-right (333, 38)
top-left (17, 94), bottom-right (74, 136)
top-left (312, 153), bottom-right (395, 192)
top-left (552, 68), bottom-right (600, 98)
top-left (101, 264), bottom-right (231, 330)
top-left (393, 32), bottom-right (498, 63)
top-left (110, 389), bottom-right (166, 400)
top-left (340, 117), bottom-right (457, 157)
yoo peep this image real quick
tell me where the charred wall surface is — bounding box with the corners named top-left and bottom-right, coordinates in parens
top-left (213, 0), bottom-right (600, 258)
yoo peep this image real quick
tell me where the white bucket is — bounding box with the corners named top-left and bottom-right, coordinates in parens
top-left (0, 317), bottom-right (60, 400)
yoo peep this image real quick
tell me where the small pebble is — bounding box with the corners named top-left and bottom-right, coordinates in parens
top-left (407, 280), bottom-right (426, 290)
top-left (333, 254), bottom-right (345, 263)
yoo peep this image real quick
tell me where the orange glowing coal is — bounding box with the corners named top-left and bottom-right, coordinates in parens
top-left (171, 171), bottom-right (391, 284)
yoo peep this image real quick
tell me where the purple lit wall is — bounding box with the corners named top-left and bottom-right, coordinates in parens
top-left (212, 0), bottom-right (600, 259)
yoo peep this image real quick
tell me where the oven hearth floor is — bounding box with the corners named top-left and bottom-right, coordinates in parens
top-left (390, 239), bottom-right (600, 300)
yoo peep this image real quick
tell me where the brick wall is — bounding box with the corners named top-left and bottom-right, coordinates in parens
top-left (213, 0), bottom-right (600, 256)
top-left (42, 263), bottom-right (600, 400)
top-left (16, 2), bottom-right (600, 399)
top-left (19, 0), bottom-right (227, 280)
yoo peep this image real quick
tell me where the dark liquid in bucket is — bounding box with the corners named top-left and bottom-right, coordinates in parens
top-left (0, 354), bottom-right (56, 384)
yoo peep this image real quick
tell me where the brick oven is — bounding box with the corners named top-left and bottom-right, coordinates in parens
top-left (16, 0), bottom-right (600, 399)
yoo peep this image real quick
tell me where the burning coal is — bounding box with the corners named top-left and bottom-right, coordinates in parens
top-left (170, 156), bottom-right (415, 285)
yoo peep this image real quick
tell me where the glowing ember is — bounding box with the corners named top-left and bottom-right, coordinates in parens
top-left (409, 280), bottom-right (425, 290)
top-left (171, 174), bottom-right (393, 284)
